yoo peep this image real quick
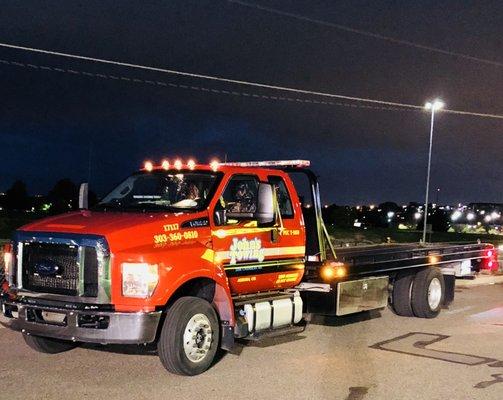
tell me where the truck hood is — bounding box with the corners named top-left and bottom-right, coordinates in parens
top-left (19, 211), bottom-right (203, 252)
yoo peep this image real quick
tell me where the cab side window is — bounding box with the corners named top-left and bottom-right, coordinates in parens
top-left (218, 175), bottom-right (260, 224)
top-left (268, 176), bottom-right (294, 218)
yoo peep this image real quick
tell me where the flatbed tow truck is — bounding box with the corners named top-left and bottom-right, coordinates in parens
top-left (1, 160), bottom-right (496, 375)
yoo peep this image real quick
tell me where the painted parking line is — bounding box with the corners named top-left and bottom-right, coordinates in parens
top-left (370, 332), bottom-right (495, 365)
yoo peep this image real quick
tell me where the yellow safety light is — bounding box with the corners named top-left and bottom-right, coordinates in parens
top-left (210, 159), bottom-right (219, 172)
top-left (320, 262), bottom-right (346, 282)
top-left (174, 159), bottom-right (183, 170)
top-left (429, 255), bottom-right (440, 264)
top-left (144, 161), bottom-right (153, 172)
top-left (187, 159), bottom-right (196, 170)
top-left (161, 160), bottom-right (170, 170)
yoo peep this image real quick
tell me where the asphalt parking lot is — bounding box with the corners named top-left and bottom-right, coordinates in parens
top-left (1, 282), bottom-right (503, 400)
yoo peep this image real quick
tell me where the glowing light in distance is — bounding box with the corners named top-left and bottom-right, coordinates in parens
top-left (144, 161), bottom-right (153, 172)
top-left (451, 210), bottom-right (462, 221)
top-left (425, 99), bottom-right (445, 111)
top-left (414, 212), bottom-right (422, 220)
top-left (387, 211), bottom-right (395, 218)
top-left (466, 212), bottom-right (475, 221)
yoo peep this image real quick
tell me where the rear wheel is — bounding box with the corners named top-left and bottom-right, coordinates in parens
top-left (391, 271), bottom-right (415, 317)
top-left (157, 296), bottom-right (220, 376)
top-left (411, 267), bottom-right (445, 318)
top-left (23, 334), bottom-right (78, 354)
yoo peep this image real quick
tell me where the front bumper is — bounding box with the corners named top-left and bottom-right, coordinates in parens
top-left (2, 301), bottom-right (161, 344)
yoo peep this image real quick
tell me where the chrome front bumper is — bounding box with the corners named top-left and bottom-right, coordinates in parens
top-left (2, 301), bottom-right (161, 344)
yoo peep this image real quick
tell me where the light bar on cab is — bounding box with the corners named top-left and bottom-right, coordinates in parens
top-left (141, 159), bottom-right (311, 171)
top-left (219, 160), bottom-right (310, 168)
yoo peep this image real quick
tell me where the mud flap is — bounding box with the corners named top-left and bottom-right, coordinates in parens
top-left (220, 322), bottom-right (235, 351)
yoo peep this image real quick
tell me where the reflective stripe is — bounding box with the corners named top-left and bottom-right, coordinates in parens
top-left (212, 227), bottom-right (276, 238)
top-left (224, 259), bottom-right (305, 277)
top-left (200, 248), bottom-right (215, 263)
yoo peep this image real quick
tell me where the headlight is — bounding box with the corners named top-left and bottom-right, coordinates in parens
top-left (121, 263), bottom-right (159, 298)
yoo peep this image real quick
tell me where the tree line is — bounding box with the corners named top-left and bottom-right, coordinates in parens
top-left (0, 179), bottom-right (97, 214)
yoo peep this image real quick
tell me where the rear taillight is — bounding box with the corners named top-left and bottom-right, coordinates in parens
top-left (483, 247), bottom-right (498, 271)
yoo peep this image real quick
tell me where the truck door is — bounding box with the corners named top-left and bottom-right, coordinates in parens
top-left (211, 173), bottom-right (305, 295)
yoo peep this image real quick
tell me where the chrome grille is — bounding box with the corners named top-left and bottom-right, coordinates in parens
top-left (22, 242), bottom-right (80, 296)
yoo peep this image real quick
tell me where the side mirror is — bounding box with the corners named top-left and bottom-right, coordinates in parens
top-left (79, 182), bottom-right (89, 210)
top-left (255, 183), bottom-right (274, 225)
top-left (215, 209), bottom-right (227, 226)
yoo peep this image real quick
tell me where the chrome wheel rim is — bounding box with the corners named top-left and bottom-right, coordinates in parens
top-left (183, 313), bottom-right (213, 363)
top-left (428, 278), bottom-right (442, 310)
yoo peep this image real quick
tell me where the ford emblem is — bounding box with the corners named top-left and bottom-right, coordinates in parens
top-left (34, 260), bottom-right (60, 276)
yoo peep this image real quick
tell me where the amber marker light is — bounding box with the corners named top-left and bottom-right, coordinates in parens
top-left (320, 262), bottom-right (346, 282)
top-left (210, 159), bottom-right (219, 172)
top-left (187, 159), bottom-right (196, 170)
top-left (174, 159), bottom-right (183, 170)
top-left (144, 161), bottom-right (153, 172)
top-left (161, 159), bottom-right (170, 170)
top-left (429, 255), bottom-right (440, 264)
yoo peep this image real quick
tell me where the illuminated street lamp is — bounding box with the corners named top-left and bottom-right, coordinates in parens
top-left (422, 99), bottom-right (444, 243)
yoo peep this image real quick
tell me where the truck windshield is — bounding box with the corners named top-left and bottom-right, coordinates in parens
top-left (96, 171), bottom-right (220, 212)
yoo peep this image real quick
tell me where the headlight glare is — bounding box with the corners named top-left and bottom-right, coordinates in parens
top-left (121, 262), bottom-right (159, 298)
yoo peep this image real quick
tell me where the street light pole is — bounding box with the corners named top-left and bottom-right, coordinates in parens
top-left (422, 99), bottom-right (444, 244)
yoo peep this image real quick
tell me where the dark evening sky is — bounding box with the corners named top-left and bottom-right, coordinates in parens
top-left (0, 0), bottom-right (502, 205)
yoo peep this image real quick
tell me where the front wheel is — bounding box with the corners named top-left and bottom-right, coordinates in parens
top-left (23, 334), bottom-right (78, 354)
top-left (157, 296), bottom-right (220, 376)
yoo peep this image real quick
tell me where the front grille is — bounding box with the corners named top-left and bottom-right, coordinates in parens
top-left (23, 243), bottom-right (79, 296)
top-left (21, 242), bottom-right (98, 297)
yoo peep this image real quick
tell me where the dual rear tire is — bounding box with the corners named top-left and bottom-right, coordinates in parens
top-left (392, 267), bottom-right (445, 318)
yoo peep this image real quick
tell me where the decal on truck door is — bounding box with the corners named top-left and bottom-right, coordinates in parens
top-left (229, 237), bottom-right (265, 264)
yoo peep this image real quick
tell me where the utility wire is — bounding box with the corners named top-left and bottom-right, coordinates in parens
top-left (0, 41), bottom-right (502, 119)
top-left (227, 0), bottom-right (503, 68)
top-left (0, 58), bottom-right (412, 112)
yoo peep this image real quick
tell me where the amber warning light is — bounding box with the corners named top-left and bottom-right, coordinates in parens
top-left (320, 262), bottom-right (346, 282)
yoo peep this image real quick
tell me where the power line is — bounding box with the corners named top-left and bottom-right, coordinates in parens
top-left (0, 58), bottom-right (413, 112)
top-left (0, 41), bottom-right (502, 119)
top-left (227, 0), bottom-right (503, 68)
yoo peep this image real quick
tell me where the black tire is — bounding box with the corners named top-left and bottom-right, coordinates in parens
top-left (411, 267), bottom-right (445, 318)
top-left (23, 334), bottom-right (78, 354)
top-left (391, 271), bottom-right (415, 317)
top-left (157, 296), bottom-right (220, 376)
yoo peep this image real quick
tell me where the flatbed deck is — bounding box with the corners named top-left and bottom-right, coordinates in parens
top-left (331, 242), bottom-right (493, 277)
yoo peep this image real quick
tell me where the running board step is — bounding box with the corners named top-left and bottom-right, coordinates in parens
top-left (242, 320), bottom-right (307, 342)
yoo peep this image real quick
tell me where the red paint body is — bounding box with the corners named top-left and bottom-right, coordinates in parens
top-left (19, 165), bottom-right (307, 319)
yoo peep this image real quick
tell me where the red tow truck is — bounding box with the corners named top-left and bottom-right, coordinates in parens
top-left (1, 159), bottom-right (496, 375)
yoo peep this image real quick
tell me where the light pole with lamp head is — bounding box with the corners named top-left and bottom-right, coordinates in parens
top-left (422, 99), bottom-right (445, 244)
